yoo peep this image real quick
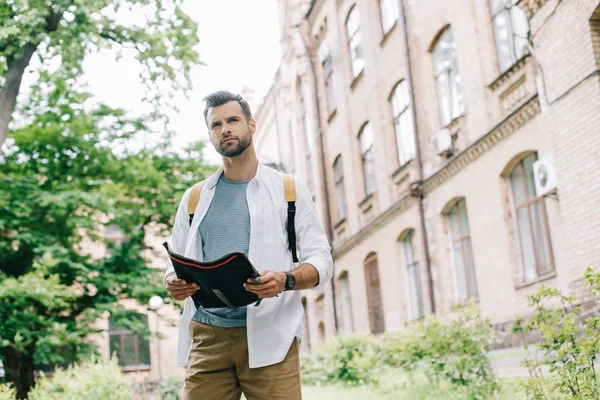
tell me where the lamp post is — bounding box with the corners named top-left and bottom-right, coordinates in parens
top-left (148, 295), bottom-right (164, 381)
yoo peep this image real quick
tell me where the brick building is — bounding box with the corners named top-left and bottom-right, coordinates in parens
top-left (254, 0), bottom-right (600, 349)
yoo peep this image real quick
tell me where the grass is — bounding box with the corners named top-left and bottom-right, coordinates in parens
top-left (300, 368), bottom-right (527, 400)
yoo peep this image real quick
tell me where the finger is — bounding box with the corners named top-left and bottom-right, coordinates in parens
top-left (169, 279), bottom-right (189, 286)
top-left (171, 290), bottom-right (198, 300)
top-left (169, 287), bottom-right (199, 296)
top-left (168, 283), bottom-right (198, 291)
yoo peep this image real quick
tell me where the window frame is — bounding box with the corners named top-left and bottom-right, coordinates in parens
top-left (379, 0), bottom-right (399, 35)
top-left (431, 27), bottom-right (465, 127)
top-left (402, 230), bottom-right (424, 320)
top-left (346, 5), bottom-right (365, 78)
top-left (358, 123), bottom-right (376, 196)
top-left (333, 155), bottom-right (348, 221)
top-left (490, 0), bottom-right (530, 73)
top-left (447, 199), bottom-right (478, 302)
top-left (508, 154), bottom-right (555, 281)
top-left (108, 314), bottom-right (151, 371)
top-left (390, 80), bottom-right (416, 167)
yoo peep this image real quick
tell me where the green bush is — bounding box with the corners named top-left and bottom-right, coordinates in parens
top-left (382, 304), bottom-right (498, 399)
top-left (513, 267), bottom-right (600, 400)
top-left (0, 385), bottom-right (16, 400)
top-left (157, 376), bottom-right (184, 400)
top-left (300, 333), bottom-right (382, 386)
top-left (27, 356), bottom-right (132, 400)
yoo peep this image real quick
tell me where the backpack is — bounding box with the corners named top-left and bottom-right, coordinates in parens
top-left (186, 174), bottom-right (299, 262)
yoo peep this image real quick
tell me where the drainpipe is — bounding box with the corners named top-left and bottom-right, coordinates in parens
top-left (296, 22), bottom-right (340, 332)
top-left (397, 0), bottom-right (436, 314)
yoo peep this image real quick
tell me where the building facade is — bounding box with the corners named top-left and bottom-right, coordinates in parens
top-left (254, 0), bottom-right (600, 350)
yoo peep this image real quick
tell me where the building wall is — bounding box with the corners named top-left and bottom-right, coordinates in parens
top-left (256, 0), bottom-right (600, 349)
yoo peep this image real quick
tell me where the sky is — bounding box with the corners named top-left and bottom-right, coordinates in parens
top-left (82, 0), bottom-right (282, 164)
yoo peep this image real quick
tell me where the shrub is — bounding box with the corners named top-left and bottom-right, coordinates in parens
top-left (383, 304), bottom-right (498, 399)
top-left (0, 385), bottom-right (16, 400)
top-left (513, 267), bottom-right (600, 400)
top-left (27, 356), bottom-right (132, 400)
top-left (300, 333), bottom-right (382, 386)
top-left (157, 376), bottom-right (184, 400)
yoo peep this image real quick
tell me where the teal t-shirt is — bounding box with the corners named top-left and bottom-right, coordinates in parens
top-left (192, 174), bottom-right (250, 328)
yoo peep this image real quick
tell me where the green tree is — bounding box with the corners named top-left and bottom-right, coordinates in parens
top-left (0, 84), bottom-right (214, 398)
top-left (0, 0), bottom-right (201, 147)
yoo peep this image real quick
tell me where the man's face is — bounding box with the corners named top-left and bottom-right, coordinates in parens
top-left (206, 101), bottom-right (255, 158)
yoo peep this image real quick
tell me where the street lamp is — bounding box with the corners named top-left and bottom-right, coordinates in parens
top-left (148, 295), bottom-right (164, 381)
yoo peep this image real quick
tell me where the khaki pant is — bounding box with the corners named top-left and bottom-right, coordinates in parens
top-left (183, 321), bottom-right (302, 400)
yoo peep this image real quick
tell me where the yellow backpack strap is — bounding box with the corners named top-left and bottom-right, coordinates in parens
top-left (283, 174), bottom-right (298, 262)
top-left (187, 180), bottom-right (205, 226)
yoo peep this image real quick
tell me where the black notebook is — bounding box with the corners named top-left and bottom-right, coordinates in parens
top-left (163, 242), bottom-right (261, 309)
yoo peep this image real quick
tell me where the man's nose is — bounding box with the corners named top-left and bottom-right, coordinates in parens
top-left (221, 123), bottom-right (232, 136)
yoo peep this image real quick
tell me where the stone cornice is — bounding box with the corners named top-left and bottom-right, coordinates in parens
top-left (421, 95), bottom-right (541, 196)
top-left (489, 55), bottom-right (531, 91)
top-left (333, 194), bottom-right (417, 260)
top-left (332, 95), bottom-right (541, 259)
top-left (516, 0), bottom-right (550, 17)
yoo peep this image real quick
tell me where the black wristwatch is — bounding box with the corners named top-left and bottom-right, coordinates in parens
top-left (284, 271), bottom-right (296, 291)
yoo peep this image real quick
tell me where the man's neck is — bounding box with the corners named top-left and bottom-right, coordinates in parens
top-left (221, 146), bottom-right (259, 182)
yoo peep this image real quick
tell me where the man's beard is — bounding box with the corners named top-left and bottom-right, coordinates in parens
top-left (214, 131), bottom-right (252, 158)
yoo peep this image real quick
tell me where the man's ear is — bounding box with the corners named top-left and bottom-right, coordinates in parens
top-left (249, 117), bottom-right (257, 134)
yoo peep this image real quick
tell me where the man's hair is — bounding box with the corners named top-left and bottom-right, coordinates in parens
top-left (203, 90), bottom-right (252, 125)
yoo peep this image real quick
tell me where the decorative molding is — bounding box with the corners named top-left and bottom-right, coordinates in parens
top-left (489, 55), bottom-right (531, 91)
top-left (516, 0), bottom-right (550, 17)
top-left (333, 194), bottom-right (417, 260)
top-left (421, 95), bottom-right (541, 196)
top-left (332, 95), bottom-right (541, 259)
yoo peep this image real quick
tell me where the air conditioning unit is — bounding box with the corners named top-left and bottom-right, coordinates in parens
top-left (431, 128), bottom-right (454, 157)
top-left (533, 153), bottom-right (558, 196)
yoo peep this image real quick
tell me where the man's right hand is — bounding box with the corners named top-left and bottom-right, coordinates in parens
top-left (166, 273), bottom-right (200, 301)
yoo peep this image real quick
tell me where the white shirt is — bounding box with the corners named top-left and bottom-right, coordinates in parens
top-left (164, 162), bottom-right (333, 368)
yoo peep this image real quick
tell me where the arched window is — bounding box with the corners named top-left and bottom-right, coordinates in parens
top-left (338, 271), bottom-right (354, 332)
top-left (490, 0), bottom-right (530, 72)
top-left (379, 0), bottom-right (399, 34)
top-left (364, 252), bottom-right (385, 334)
top-left (390, 81), bottom-right (416, 166)
top-left (358, 123), bottom-right (376, 196)
top-left (400, 230), bottom-right (424, 319)
top-left (431, 27), bottom-right (464, 126)
top-left (346, 5), bottom-right (365, 78)
top-left (446, 199), bottom-right (478, 301)
top-left (301, 297), bottom-right (311, 350)
top-left (333, 156), bottom-right (348, 221)
top-left (508, 153), bottom-right (554, 281)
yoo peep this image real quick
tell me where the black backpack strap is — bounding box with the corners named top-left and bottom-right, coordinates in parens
top-left (283, 174), bottom-right (298, 263)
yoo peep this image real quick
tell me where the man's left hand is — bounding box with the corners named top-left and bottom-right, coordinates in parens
top-left (244, 270), bottom-right (286, 299)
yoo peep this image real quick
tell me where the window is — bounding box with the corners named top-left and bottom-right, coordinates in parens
top-left (299, 82), bottom-right (314, 190)
top-left (358, 123), bottom-right (376, 196)
top-left (432, 27), bottom-right (465, 126)
top-left (346, 6), bottom-right (365, 78)
top-left (447, 200), bottom-right (478, 301)
top-left (490, 0), bottom-right (530, 73)
top-left (339, 271), bottom-right (354, 333)
top-left (322, 54), bottom-right (336, 114)
top-left (301, 297), bottom-right (311, 350)
top-left (379, 0), bottom-right (399, 34)
top-left (109, 314), bottom-right (151, 370)
top-left (509, 153), bottom-right (554, 281)
top-left (390, 81), bottom-right (416, 167)
top-left (333, 156), bottom-right (348, 221)
top-left (402, 230), bottom-right (424, 319)
top-left (364, 253), bottom-right (385, 334)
